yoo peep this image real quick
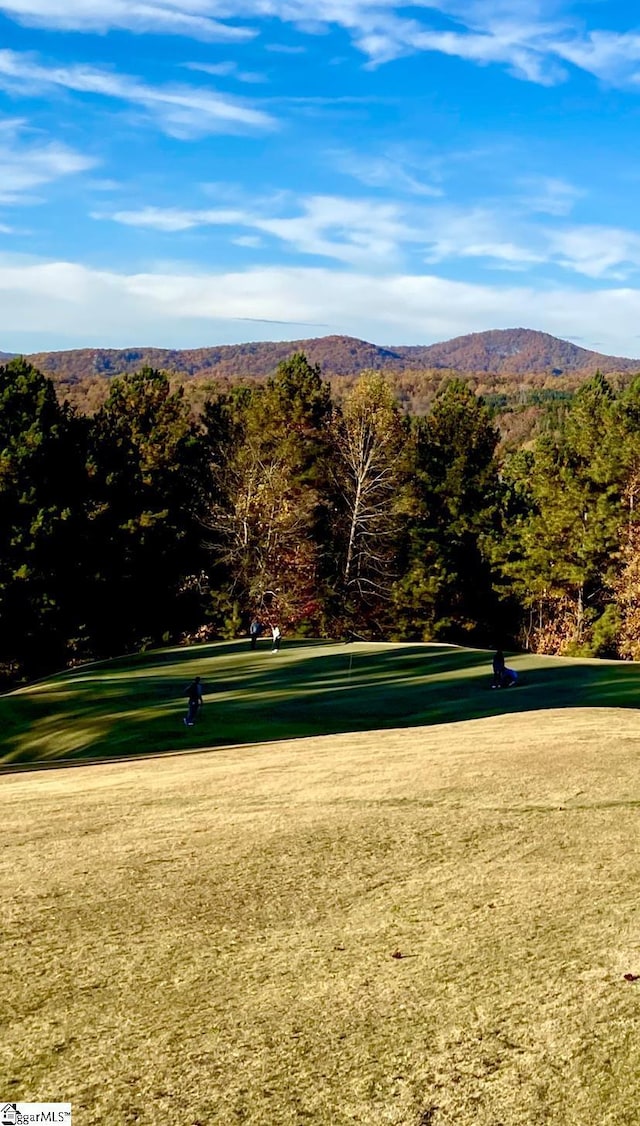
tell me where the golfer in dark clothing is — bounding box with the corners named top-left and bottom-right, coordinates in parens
top-left (184, 676), bottom-right (203, 726)
top-left (492, 650), bottom-right (505, 688)
top-left (492, 651), bottom-right (518, 688)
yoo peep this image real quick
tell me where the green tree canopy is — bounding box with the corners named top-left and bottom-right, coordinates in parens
top-left (87, 367), bottom-right (208, 652)
top-left (0, 359), bottom-right (89, 676)
top-left (395, 380), bottom-right (501, 641)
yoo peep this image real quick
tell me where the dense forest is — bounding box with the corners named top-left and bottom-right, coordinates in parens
top-left (2, 350), bottom-right (640, 686)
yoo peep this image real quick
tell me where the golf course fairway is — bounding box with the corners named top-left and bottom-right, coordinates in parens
top-left (2, 643), bottom-right (640, 1124)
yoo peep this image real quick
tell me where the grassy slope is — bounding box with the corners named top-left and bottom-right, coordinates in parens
top-left (3, 639), bottom-right (640, 766)
top-left (2, 710), bottom-right (640, 1124)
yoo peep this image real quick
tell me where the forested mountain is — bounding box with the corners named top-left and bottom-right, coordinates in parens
top-left (397, 329), bottom-right (639, 375)
top-left (16, 328), bottom-right (640, 385)
top-left (26, 337), bottom-right (400, 383)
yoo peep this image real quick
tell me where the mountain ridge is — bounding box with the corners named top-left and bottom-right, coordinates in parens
top-left (4, 328), bottom-right (640, 382)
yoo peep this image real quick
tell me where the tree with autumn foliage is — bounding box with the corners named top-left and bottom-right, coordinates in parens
top-left (203, 353), bottom-right (333, 631)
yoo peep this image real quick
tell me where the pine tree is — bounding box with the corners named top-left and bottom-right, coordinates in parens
top-left (500, 374), bottom-right (624, 654)
top-left (0, 359), bottom-right (89, 678)
top-left (86, 367), bottom-right (207, 653)
top-left (395, 380), bottom-right (501, 641)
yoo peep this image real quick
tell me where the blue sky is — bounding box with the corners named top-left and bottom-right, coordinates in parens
top-left (3, 0), bottom-right (640, 354)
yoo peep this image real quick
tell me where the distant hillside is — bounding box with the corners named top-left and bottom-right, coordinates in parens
top-left (25, 336), bottom-right (402, 384)
top-left (11, 327), bottom-right (640, 384)
top-left (399, 328), bottom-right (640, 376)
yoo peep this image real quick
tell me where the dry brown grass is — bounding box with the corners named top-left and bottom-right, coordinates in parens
top-left (3, 707), bottom-right (640, 1124)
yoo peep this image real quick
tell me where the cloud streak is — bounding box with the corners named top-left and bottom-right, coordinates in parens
top-left (98, 189), bottom-right (640, 281)
top-left (102, 194), bottom-right (418, 266)
top-left (183, 61), bottom-right (267, 84)
top-left (332, 147), bottom-right (443, 196)
top-left (0, 0), bottom-right (253, 42)
top-left (0, 117), bottom-right (97, 202)
top-left (0, 50), bottom-right (276, 138)
top-left (4, 2), bottom-right (640, 90)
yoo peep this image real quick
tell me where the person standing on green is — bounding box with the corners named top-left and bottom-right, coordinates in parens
top-left (184, 676), bottom-right (203, 726)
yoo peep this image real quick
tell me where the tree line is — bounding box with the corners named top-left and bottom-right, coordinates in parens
top-left (2, 352), bottom-right (640, 685)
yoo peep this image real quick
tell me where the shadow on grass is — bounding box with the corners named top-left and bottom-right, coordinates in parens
top-left (2, 640), bottom-right (640, 769)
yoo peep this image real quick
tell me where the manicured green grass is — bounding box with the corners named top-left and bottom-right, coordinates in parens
top-left (3, 638), bottom-right (640, 766)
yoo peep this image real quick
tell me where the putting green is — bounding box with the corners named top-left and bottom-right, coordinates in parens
top-left (3, 639), bottom-right (640, 767)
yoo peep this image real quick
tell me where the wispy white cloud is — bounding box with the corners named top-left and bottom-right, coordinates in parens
top-left (356, 20), bottom-right (563, 81)
top-left (104, 191), bottom-right (540, 272)
top-left (184, 61), bottom-right (267, 84)
top-left (422, 208), bottom-right (640, 281)
top-left (100, 205), bottom-right (246, 232)
top-left (519, 176), bottom-right (583, 216)
top-left (552, 29), bottom-right (640, 85)
top-left (421, 203), bottom-right (640, 280)
top-left (186, 61), bottom-right (236, 78)
top-left (99, 188), bottom-right (640, 282)
top-left (100, 192), bottom-right (542, 270)
top-left (102, 194), bottom-right (418, 265)
top-left (0, 0), bottom-right (253, 42)
top-left (233, 234), bottom-right (265, 247)
top-left (247, 0), bottom-right (640, 87)
top-left (346, 2), bottom-right (640, 85)
top-left (254, 195), bottom-right (415, 264)
top-left (548, 225), bottom-right (640, 280)
top-left (3, 255), bottom-right (640, 356)
top-left (0, 117), bottom-right (97, 202)
top-left (333, 147), bottom-right (443, 196)
top-left (4, 0), bottom-right (640, 91)
top-left (0, 50), bottom-right (276, 139)
top-left (423, 206), bottom-right (546, 267)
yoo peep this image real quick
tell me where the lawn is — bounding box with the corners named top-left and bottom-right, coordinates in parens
top-left (3, 638), bottom-right (640, 767)
top-left (2, 707), bottom-right (640, 1124)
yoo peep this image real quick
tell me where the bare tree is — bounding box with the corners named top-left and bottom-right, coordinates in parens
top-left (332, 372), bottom-right (407, 607)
